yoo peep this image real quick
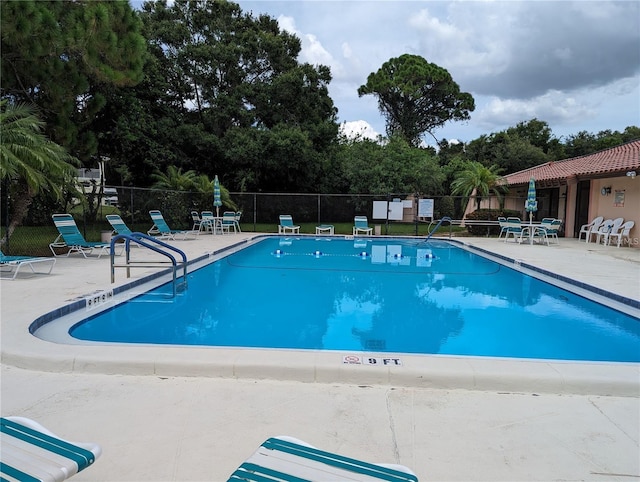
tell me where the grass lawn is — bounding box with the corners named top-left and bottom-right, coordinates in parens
top-left (3, 220), bottom-right (470, 257)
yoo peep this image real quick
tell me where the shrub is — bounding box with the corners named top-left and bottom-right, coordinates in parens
top-left (465, 209), bottom-right (521, 236)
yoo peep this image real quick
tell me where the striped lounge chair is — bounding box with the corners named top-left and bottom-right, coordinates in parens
top-left (228, 436), bottom-right (418, 481)
top-left (0, 416), bottom-right (101, 481)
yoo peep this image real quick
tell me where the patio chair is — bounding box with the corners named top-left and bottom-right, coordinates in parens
top-left (199, 211), bottom-right (221, 234)
top-left (503, 217), bottom-right (528, 243)
top-left (595, 217), bottom-right (624, 245)
top-left (578, 216), bottom-right (603, 242)
top-left (234, 211), bottom-right (242, 232)
top-left (0, 250), bottom-right (55, 280)
top-left (353, 215), bottom-right (373, 235)
top-left (278, 215), bottom-right (300, 234)
top-left (50, 214), bottom-right (113, 258)
top-left (533, 218), bottom-right (562, 245)
top-left (217, 211), bottom-right (236, 234)
top-left (497, 216), bottom-right (509, 239)
top-left (191, 211), bottom-right (202, 231)
top-left (228, 436), bottom-right (417, 482)
top-left (147, 210), bottom-right (197, 240)
top-left (606, 220), bottom-right (634, 247)
top-left (1, 416), bottom-right (101, 482)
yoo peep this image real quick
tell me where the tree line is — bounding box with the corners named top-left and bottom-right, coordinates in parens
top-left (1, 0), bottom-right (638, 234)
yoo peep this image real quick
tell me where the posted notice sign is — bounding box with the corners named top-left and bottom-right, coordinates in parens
top-left (418, 198), bottom-right (434, 218)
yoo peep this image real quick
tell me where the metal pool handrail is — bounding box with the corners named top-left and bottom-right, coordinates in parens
top-left (110, 233), bottom-right (188, 297)
top-left (423, 216), bottom-right (452, 242)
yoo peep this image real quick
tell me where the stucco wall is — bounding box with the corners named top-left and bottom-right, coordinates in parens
top-left (589, 175), bottom-right (639, 247)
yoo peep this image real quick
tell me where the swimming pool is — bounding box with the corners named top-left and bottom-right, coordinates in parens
top-left (57, 237), bottom-right (639, 362)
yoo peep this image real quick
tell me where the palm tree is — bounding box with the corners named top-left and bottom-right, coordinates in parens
top-left (0, 100), bottom-right (79, 244)
top-left (192, 174), bottom-right (237, 211)
top-left (451, 161), bottom-right (507, 210)
top-left (150, 166), bottom-right (198, 191)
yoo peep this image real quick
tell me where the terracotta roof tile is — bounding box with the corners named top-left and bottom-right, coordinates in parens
top-left (503, 140), bottom-right (640, 186)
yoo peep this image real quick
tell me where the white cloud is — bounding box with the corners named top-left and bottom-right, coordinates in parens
top-left (240, 1), bottom-right (639, 143)
top-left (339, 121), bottom-right (381, 141)
top-left (277, 15), bottom-right (343, 76)
top-left (476, 91), bottom-right (595, 130)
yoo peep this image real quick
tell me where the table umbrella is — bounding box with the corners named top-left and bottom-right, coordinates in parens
top-left (524, 177), bottom-right (538, 243)
top-left (213, 175), bottom-right (222, 217)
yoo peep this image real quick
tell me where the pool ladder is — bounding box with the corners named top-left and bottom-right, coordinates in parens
top-left (110, 233), bottom-right (188, 297)
top-left (423, 216), bottom-right (452, 242)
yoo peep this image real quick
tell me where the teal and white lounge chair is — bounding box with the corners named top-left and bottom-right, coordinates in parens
top-left (1, 416), bottom-right (102, 482)
top-left (106, 214), bottom-right (135, 236)
top-left (147, 210), bottom-right (197, 240)
top-left (353, 216), bottom-right (373, 235)
top-left (50, 214), bottom-right (113, 258)
top-left (278, 215), bottom-right (300, 234)
top-left (228, 436), bottom-right (417, 482)
top-left (0, 250), bottom-right (55, 280)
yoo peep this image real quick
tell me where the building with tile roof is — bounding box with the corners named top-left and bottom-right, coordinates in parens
top-left (468, 140), bottom-right (639, 245)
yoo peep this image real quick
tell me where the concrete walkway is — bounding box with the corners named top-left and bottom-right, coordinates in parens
top-left (1, 233), bottom-right (638, 481)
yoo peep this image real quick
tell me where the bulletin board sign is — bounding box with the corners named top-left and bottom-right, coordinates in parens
top-left (418, 198), bottom-right (434, 218)
top-left (614, 190), bottom-right (625, 207)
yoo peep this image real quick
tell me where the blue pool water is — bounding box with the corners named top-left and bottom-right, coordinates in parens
top-left (69, 237), bottom-right (640, 362)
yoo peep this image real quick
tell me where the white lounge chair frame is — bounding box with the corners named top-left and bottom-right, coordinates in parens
top-left (0, 253), bottom-right (56, 280)
top-left (1, 416), bottom-right (101, 482)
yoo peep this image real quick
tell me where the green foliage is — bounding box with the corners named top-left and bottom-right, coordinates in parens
top-left (465, 208), bottom-right (520, 236)
top-left (358, 54), bottom-right (475, 147)
top-left (336, 136), bottom-right (444, 195)
top-left (451, 161), bottom-right (507, 210)
top-left (0, 100), bottom-right (79, 242)
top-left (1, 0), bottom-right (147, 159)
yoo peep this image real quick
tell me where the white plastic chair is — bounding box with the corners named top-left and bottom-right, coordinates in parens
top-left (596, 217), bottom-right (624, 245)
top-left (607, 220), bottom-right (634, 247)
top-left (578, 216), bottom-right (603, 242)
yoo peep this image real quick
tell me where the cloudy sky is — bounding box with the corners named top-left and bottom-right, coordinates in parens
top-left (236, 0), bottom-right (639, 147)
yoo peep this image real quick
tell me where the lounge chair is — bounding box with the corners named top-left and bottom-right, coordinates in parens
top-left (50, 214), bottom-right (112, 258)
top-left (228, 436), bottom-right (417, 482)
top-left (0, 250), bottom-right (55, 280)
top-left (1, 416), bottom-right (101, 482)
top-left (221, 211), bottom-right (238, 233)
top-left (578, 216), bottom-right (603, 242)
top-left (106, 214), bottom-right (134, 236)
top-left (147, 210), bottom-right (197, 240)
top-left (605, 220), bottom-right (634, 247)
top-left (595, 217), bottom-right (624, 245)
top-left (278, 215), bottom-right (300, 234)
top-left (353, 216), bottom-right (373, 235)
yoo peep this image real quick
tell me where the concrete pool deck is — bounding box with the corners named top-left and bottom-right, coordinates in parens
top-left (1, 233), bottom-right (639, 481)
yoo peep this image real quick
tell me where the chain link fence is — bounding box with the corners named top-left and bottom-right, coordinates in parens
top-left (2, 185), bottom-right (522, 256)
